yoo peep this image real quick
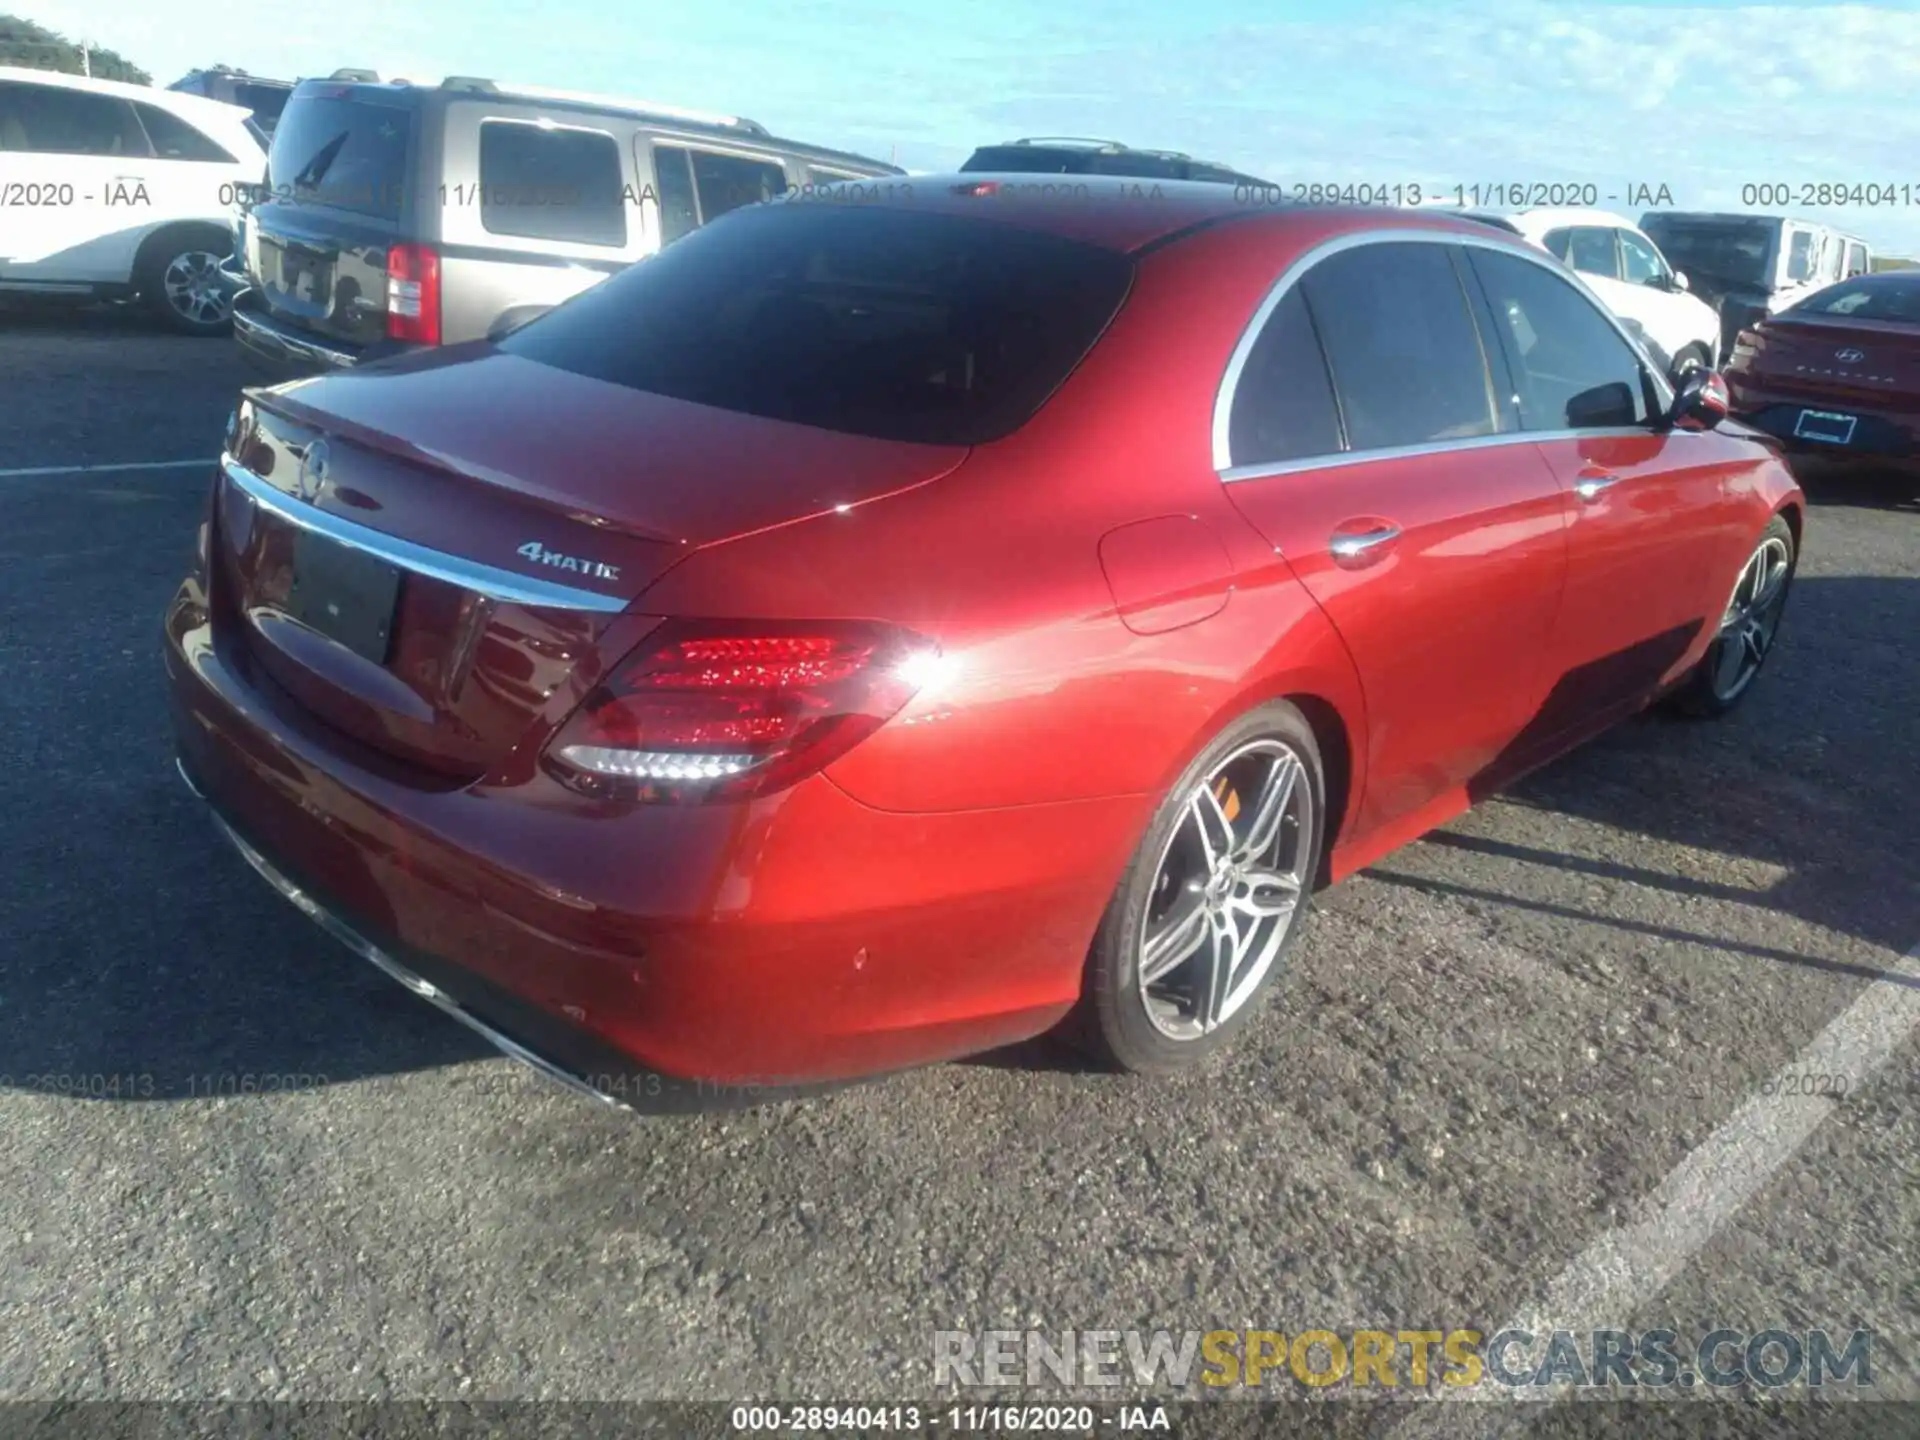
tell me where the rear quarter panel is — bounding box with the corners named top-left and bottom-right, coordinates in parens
top-left (629, 212), bottom-right (1372, 819)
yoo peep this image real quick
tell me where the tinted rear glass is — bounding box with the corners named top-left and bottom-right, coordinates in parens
top-left (501, 204), bottom-right (1134, 445)
top-left (1301, 242), bottom-right (1499, 450)
top-left (961, 146), bottom-right (1097, 174)
top-left (236, 83), bottom-right (291, 127)
top-left (265, 93), bottom-right (412, 218)
top-left (1787, 277), bottom-right (1920, 324)
top-left (1638, 215), bottom-right (1774, 288)
top-left (1228, 288), bottom-right (1344, 466)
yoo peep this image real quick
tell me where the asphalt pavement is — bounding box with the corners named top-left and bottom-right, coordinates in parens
top-left (1, 303), bottom-right (1916, 1433)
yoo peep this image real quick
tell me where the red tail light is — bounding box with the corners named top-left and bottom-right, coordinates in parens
top-left (386, 242), bottom-right (441, 345)
top-left (544, 620), bottom-right (937, 802)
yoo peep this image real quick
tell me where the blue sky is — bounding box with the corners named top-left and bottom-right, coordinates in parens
top-left (28, 0), bottom-right (1920, 252)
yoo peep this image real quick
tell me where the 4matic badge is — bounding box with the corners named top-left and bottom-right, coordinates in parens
top-left (516, 541), bottom-right (620, 582)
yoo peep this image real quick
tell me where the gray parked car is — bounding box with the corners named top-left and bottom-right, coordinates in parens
top-left (230, 72), bottom-right (902, 378)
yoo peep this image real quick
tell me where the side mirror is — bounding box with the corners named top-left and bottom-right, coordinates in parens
top-left (1565, 380), bottom-right (1639, 428)
top-left (1669, 270), bottom-right (1691, 292)
top-left (1666, 368), bottom-right (1730, 431)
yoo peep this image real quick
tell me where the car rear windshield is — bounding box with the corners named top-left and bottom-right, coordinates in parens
top-left (500, 203), bottom-right (1136, 446)
top-left (236, 83), bottom-right (291, 129)
top-left (265, 93), bottom-right (412, 219)
top-left (1786, 276), bottom-right (1920, 325)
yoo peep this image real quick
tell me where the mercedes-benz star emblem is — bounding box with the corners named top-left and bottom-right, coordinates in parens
top-left (296, 440), bottom-right (330, 502)
top-left (1835, 347), bottom-right (1866, 363)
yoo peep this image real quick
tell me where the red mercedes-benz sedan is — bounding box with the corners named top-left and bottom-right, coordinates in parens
top-left (1723, 268), bottom-right (1920, 496)
top-left (164, 180), bottom-right (1804, 1102)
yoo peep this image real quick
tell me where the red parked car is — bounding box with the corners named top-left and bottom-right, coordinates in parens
top-left (164, 182), bottom-right (1804, 1102)
top-left (1722, 268), bottom-right (1920, 497)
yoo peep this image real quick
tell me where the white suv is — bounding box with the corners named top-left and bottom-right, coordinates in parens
top-left (1474, 207), bottom-right (1724, 378)
top-left (0, 66), bottom-right (266, 333)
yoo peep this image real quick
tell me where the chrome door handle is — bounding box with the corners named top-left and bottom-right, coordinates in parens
top-left (1575, 470), bottom-right (1622, 501)
top-left (1329, 522), bottom-right (1401, 559)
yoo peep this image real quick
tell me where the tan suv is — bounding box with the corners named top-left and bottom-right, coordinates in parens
top-left (230, 71), bottom-right (902, 378)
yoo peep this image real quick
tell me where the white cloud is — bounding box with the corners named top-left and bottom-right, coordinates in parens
top-left (956, 2), bottom-right (1920, 251)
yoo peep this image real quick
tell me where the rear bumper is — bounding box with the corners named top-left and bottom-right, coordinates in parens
top-left (216, 255), bottom-right (250, 301)
top-left (163, 576), bottom-right (1130, 1091)
top-left (231, 288), bottom-right (360, 379)
top-left (178, 758), bottom-right (640, 1109)
top-left (230, 288), bottom-right (422, 381)
top-left (1730, 395), bottom-right (1920, 465)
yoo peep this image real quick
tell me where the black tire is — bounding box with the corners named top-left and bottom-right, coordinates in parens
top-left (1074, 700), bottom-right (1327, 1074)
top-left (1667, 514), bottom-right (1797, 718)
top-left (1672, 342), bottom-right (1713, 379)
top-left (135, 225), bottom-right (235, 335)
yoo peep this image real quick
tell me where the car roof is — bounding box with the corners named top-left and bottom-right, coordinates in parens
top-left (964, 137), bottom-right (1263, 177)
top-left (0, 64), bottom-right (253, 123)
top-left (288, 74), bottom-right (903, 175)
top-left (1643, 210), bottom-right (1871, 244)
top-left (782, 175), bottom-right (1533, 255)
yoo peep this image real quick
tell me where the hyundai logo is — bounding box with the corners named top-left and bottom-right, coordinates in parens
top-left (1835, 347), bottom-right (1867, 363)
top-left (296, 440), bottom-right (330, 502)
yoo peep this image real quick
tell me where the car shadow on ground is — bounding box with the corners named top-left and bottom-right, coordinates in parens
top-left (0, 296), bottom-right (180, 334)
top-left (970, 571), bottom-right (1920, 1075)
top-left (2, 576), bottom-right (1912, 1105)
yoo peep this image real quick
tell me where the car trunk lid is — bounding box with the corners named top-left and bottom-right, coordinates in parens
top-left (1748, 315), bottom-right (1920, 402)
top-left (213, 350), bottom-right (970, 780)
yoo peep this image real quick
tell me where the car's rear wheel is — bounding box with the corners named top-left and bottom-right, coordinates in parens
top-left (1668, 514), bottom-right (1797, 717)
top-left (1076, 702), bottom-right (1325, 1074)
top-left (137, 226), bottom-right (235, 335)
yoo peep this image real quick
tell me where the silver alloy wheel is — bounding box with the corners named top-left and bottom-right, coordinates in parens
top-left (1710, 533), bottom-right (1792, 702)
top-left (161, 249), bottom-right (231, 326)
top-left (1137, 737), bottom-right (1313, 1041)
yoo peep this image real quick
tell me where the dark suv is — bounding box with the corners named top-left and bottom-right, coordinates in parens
top-left (230, 72), bottom-right (900, 379)
top-left (959, 137), bottom-right (1269, 186)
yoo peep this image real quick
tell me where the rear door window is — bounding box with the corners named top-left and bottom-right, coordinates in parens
top-left (132, 103), bottom-right (236, 163)
top-left (651, 146), bottom-right (700, 244)
top-left (0, 81), bottom-right (150, 157)
top-left (478, 120), bottom-right (626, 246)
top-left (501, 203), bottom-right (1133, 446)
top-left (1785, 229), bottom-right (1817, 283)
top-left (1226, 288), bottom-right (1344, 467)
top-left (689, 150), bottom-right (788, 221)
top-left (1298, 241), bottom-right (1499, 451)
top-left (265, 93), bottom-right (412, 218)
top-left (1466, 248), bottom-right (1653, 431)
top-left (652, 145), bottom-right (787, 238)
